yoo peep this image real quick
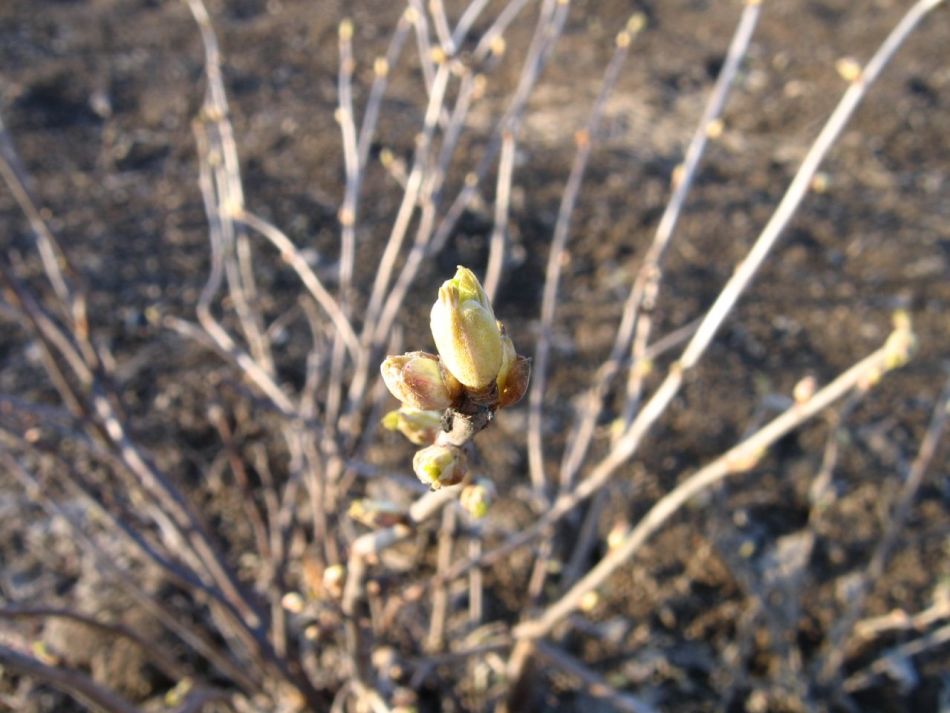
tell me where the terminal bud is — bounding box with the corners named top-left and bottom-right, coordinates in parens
top-left (430, 267), bottom-right (503, 389)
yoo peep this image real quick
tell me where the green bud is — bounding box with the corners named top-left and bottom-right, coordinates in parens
top-left (430, 266), bottom-right (503, 389)
top-left (381, 407), bottom-right (443, 445)
top-left (381, 351), bottom-right (462, 410)
top-left (412, 444), bottom-right (467, 490)
top-left (460, 478), bottom-right (496, 519)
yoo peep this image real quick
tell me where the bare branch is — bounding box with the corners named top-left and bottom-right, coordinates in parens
top-left (820, 375), bottom-right (950, 682)
top-left (0, 644), bottom-right (142, 713)
top-left (516, 331), bottom-right (911, 641)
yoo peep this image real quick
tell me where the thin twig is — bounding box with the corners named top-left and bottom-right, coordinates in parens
top-left (428, 504), bottom-right (458, 651)
top-left (342, 487), bottom-right (460, 688)
top-left (360, 60), bottom-right (452, 341)
top-left (534, 641), bottom-right (656, 713)
top-left (238, 209), bottom-right (360, 360)
top-left (208, 404), bottom-right (272, 567)
top-left (0, 606), bottom-right (189, 682)
top-left (357, 15), bottom-right (412, 169)
top-left (559, 0), bottom-right (762, 491)
top-left (429, 0), bottom-right (567, 257)
top-left (680, 0), bottom-right (943, 368)
top-left (468, 536), bottom-right (484, 626)
top-left (0, 114), bottom-right (95, 368)
top-left (448, 0), bottom-right (942, 585)
top-left (853, 595), bottom-right (950, 643)
top-left (527, 13), bottom-right (646, 499)
top-left (451, 0), bottom-right (493, 50)
top-left (428, 0), bottom-right (457, 55)
top-left (191, 123), bottom-right (296, 417)
top-left (515, 332), bottom-right (911, 642)
top-left (407, 1), bottom-right (437, 95)
top-left (484, 130), bottom-right (515, 302)
top-left (0, 645), bottom-right (142, 713)
top-left (337, 18), bottom-right (360, 310)
top-left (842, 623), bottom-right (950, 693)
top-left (3, 455), bottom-right (262, 694)
top-left (2, 261), bottom-right (266, 638)
top-left (184, 0), bottom-right (274, 376)
top-left (342, 0), bottom-right (567, 422)
top-left (614, 0), bottom-right (762, 439)
top-left (820, 375), bottom-right (950, 682)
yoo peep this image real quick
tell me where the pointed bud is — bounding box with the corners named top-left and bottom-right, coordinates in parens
top-left (430, 266), bottom-right (503, 389)
top-left (495, 324), bottom-right (530, 407)
top-left (381, 351), bottom-right (462, 410)
top-left (412, 444), bottom-right (467, 490)
top-left (460, 478), bottom-right (496, 519)
top-left (381, 407), bottom-right (443, 445)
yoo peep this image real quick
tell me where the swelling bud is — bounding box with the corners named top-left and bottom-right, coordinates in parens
top-left (381, 407), bottom-right (442, 445)
top-left (430, 266), bottom-right (503, 389)
top-left (412, 444), bottom-right (467, 489)
top-left (381, 351), bottom-right (462, 410)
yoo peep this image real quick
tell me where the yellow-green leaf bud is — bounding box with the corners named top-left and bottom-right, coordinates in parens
top-left (412, 444), bottom-right (467, 490)
top-left (381, 407), bottom-right (443, 445)
top-left (460, 478), bottom-right (496, 519)
top-left (430, 266), bottom-right (503, 389)
top-left (381, 351), bottom-right (462, 410)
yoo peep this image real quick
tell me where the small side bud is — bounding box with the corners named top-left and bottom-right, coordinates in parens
top-left (727, 447), bottom-right (765, 473)
top-left (496, 321), bottom-right (530, 408)
top-left (322, 564), bottom-right (345, 599)
top-left (460, 478), bottom-right (496, 519)
top-left (705, 118), bottom-right (724, 139)
top-left (381, 351), bottom-right (462, 409)
top-left (835, 56), bottom-right (862, 82)
top-left (606, 521), bottom-right (629, 551)
top-left (883, 310), bottom-right (916, 371)
top-left (348, 499), bottom-right (409, 528)
top-left (430, 266), bottom-right (503, 389)
top-left (412, 444), bottom-right (467, 489)
top-left (382, 407), bottom-right (442, 445)
top-left (498, 355), bottom-right (530, 408)
top-left (626, 12), bottom-right (647, 35)
top-left (281, 591), bottom-right (305, 614)
top-left (164, 679), bottom-right (194, 707)
top-left (338, 19), bottom-right (354, 41)
top-left (578, 590), bottom-right (600, 613)
top-left (793, 375), bottom-right (817, 404)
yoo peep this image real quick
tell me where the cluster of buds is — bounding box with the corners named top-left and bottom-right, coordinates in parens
top-left (380, 267), bottom-right (530, 491)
